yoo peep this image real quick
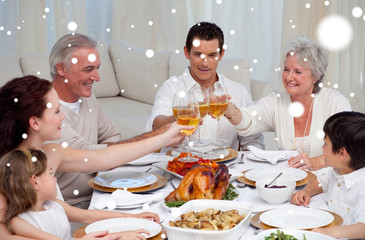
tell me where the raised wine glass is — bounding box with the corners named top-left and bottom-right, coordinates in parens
top-left (189, 84), bottom-right (210, 147)
top-left (176, 90), bottom-right (200, 162)
top-left (208, 82), bottom-right (229, 147)
top-left (172, 90), bottom-right (190, 152)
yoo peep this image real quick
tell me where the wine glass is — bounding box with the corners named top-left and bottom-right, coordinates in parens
top-left (189, 84), bottom-right (210, 147)
top-left (172, 91), bottom-right (187, 119)
top-left (208, 82), bottom-right (229, 146)
top-left (176, 91), bottom-right (200, 162)
top-left (172, 90), bottom-right (191, 152)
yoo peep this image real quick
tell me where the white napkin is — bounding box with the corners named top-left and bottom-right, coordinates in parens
top-left (126, 153), bottom-right (174, 165)
top-left (247, 145), bottom-right (297, 164)
top-left (94, 189), bottom-right (164, 209)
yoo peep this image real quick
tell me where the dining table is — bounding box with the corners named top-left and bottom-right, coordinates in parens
top-left (76, 149), bottom-right (339, 240)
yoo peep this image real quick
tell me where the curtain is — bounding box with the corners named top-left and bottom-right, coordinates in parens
top-left (0, 0), bottom-right (18, 55)
top-left (109, 0), bottom-right (283, 89)
top-left (278, 0), bottom-right (365, 107)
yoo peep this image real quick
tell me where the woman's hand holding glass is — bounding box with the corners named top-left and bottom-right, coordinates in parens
top-left (208, 82), bottom-right (229, 146)
top-left (175, 90), bottom-right (200, 162)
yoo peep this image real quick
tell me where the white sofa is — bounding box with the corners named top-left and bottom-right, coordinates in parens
top-left (0, 40), bottom-right (277, 148)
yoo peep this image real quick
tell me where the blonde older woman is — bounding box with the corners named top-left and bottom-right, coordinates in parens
top-left (224, 35), bottom-right (351, 170)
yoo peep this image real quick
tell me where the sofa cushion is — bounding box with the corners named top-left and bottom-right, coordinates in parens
top-left (20, 47), bottom-right (119, 98)
top-left (251, 79), bottom-right (272, 101)
top-left (109, 40), bottom-right (170, 105)
top-left (92, 43), bottom-right (120, 98)
top-left (97, 97), bottom-right (152, 139)
top-left (168, 52), bottom-right (252, 96)
top-left (0, 55), bottom-right (23, 87)
top-left (20, 53), bottom-right (52, 81)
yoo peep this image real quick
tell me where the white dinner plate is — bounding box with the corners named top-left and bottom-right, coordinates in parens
top-left (244, 167), bottom-right (307, 182)
top-left (246, 152), bottom-right (288, 162)
top-left (126, 153), bottom-right (174, 166)
top-left (85, 218), bottom-right (161, 238)
top-left (256, 228), bottom-right (336, 240)
top-left (94, 172), bottom-right (157, 188)
top-left (260, 207), bottom-right (334, 229)
top-left (171, 147), bottom-right (229, 160)
top-left (114, 202), bottom-right (152, 209)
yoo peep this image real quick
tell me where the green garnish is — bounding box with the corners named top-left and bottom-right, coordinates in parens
top-left (165, 200), bottom-right (187, 208)
top-left (165, 184), bottom-right (238, 207)
top-left (222, 183), bottom-right (239, 200)
top-left (264, 229), bottom-right (307, 240)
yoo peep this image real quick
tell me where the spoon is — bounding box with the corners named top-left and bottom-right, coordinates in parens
top-left (264, 172), bottom-right (283, 188)
top-left (236, 182), bottom-right (247, 188)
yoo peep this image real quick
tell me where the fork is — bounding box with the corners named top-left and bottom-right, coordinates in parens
top-left (163, 173), bottom-right (176, 189)
top-left (227, 161), bottom-right (237, 169)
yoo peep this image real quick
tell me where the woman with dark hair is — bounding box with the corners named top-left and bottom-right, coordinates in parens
top-left (224, 35), bottom-right (352, 170)
top-left (0, 76), bottom-right (54, 155)
top-left (0, 75), bottom-right (191, 239)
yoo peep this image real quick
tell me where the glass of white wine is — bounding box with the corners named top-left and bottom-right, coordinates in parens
top-left (209, 82), bottom-right (229, 147)
top-left (172, 90), bottom-right (190, 152)
top-left (176, 91), bottom-right (200, 162)
top-left (189, 84), bottom-right (210, 147)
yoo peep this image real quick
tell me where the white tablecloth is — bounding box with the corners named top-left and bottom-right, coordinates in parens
top-left (89, 151), bottom-right (330, 239)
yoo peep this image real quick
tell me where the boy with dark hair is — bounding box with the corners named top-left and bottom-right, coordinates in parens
top-left (291, 111), bottom-right (365, 239)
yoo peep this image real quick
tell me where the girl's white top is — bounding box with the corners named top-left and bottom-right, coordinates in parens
top-left (18, 200), bottom-right (71, 240)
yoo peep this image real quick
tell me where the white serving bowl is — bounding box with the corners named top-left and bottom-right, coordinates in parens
top-left (162, 199), bottom-right (252, 240)
top-left (256, 178), bottom-right (296, 204)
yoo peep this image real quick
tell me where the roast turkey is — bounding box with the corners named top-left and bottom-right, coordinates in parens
top-left (165, 164), bottom-right (230, 202)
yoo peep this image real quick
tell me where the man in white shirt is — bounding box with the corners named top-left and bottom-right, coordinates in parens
top-left (146, 22), bottom-right (263, 150)
top-left (50, 33), bottom-right (168, 208)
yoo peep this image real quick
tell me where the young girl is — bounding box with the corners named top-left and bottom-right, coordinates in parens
top-left (0, 149), bottom-right (158, 240)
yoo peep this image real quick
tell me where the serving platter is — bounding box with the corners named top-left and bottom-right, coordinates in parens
top-left (251, 208), bottom-right (343, 230)
top-left (152, 161), bottom-right (241, 182)
top-left (152, 161), bottom-right (184, 179)
top-left (237, 170), bottom-right (314, 187)
top-left (160, 187), bottom-right (241, 211)
top-left (166, 147), bottom-right (238, 163)
top-left (88, 173), bottom-right (167, 193)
